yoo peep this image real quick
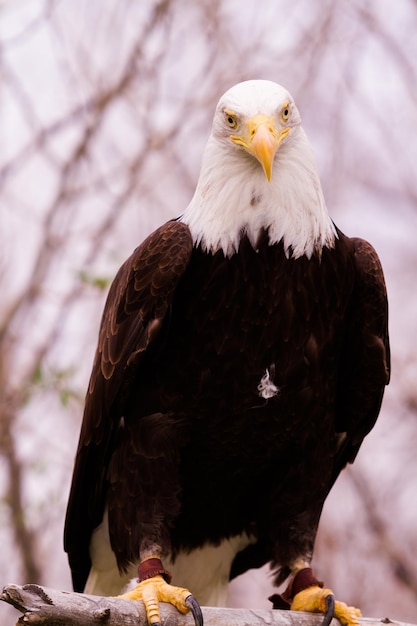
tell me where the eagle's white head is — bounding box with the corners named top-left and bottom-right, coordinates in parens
top-left (181, 79), bottom-right (336, 258)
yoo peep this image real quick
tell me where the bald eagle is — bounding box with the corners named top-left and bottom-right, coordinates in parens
top-left (64, 80), bottom-right (390, 626)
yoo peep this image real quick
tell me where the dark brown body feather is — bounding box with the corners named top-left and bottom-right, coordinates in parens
top-left (64, 219), bottom-right (390, 592)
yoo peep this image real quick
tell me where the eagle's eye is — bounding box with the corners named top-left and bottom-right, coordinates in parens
top-left (281, 103), bottom-right (290, 122)
top-left (225, 111), bottom-right (238, 129)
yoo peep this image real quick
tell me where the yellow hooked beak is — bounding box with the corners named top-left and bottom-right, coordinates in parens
top-left (230, 114), bottom-right (290, 182)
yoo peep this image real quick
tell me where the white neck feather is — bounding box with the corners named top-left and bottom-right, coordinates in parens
top-left (181, 127), bottom-right (336, 259)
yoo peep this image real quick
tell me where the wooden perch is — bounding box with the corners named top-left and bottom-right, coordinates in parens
top-left (1, 584), bottom-right (414, 626)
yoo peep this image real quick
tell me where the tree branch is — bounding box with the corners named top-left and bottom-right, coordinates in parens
top-left (1, 584), bottom-right (414, 626)
top-left (0, 409), bottom-right (42, 585)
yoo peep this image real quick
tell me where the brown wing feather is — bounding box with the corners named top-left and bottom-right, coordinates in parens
top-left (64, 219), bottom-right (193, 591)
top-left (332, 235), bottom-right (390, 478)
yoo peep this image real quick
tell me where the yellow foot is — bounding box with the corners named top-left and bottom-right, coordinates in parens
top-left (119, 575), bottom-right (203, 626)
top-left (291, 585), bottom-right (361, 626)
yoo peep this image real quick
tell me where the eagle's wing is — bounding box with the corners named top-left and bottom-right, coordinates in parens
top-left (231, 236), bottom-right (390, 585)
top-left (332, 236), bottom-right (390, 480)
top-left (64, 219), bottom-right (193, 591)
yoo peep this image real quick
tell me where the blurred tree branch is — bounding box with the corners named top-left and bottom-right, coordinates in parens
top-left (349, 470), bottom-right (417, 600)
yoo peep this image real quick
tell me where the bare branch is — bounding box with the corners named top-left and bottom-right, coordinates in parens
top-left (2, 584), bottom-right (410, 626)
top-left (0, 413), bottom-right (42, 584)
top-left (348, 470), bottom-right (417, 600)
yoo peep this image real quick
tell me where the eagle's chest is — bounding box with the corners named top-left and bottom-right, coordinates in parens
top-left (175, 241), bottom-right (299, 339)
top-left (170, 243), bottom-right (285, 369)
top-left (154, 238), bottom-right (353, 419)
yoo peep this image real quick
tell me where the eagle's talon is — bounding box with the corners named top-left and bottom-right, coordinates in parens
top-left (185, 594), bottom-right (203, 626)
top-left (291, 585), bottom-right (361, 626)
top-left (119, 575), bottom-right (200, 626)
top-left (321, 594), bottom-right (335, 626)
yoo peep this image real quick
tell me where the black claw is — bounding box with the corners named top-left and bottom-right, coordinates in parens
top-left (185, 595), bottom-right (203, 626)
top-left (320, 594), bottom-right (335, 626)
